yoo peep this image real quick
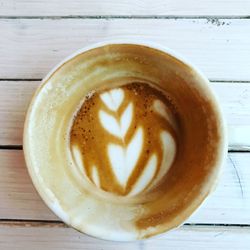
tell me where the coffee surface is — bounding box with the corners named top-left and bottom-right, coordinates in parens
top-left (70, 82), bottom-right (179, 196)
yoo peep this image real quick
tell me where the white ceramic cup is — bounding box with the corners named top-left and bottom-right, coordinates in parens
top-left (24, 40), bottom-right (227, 241)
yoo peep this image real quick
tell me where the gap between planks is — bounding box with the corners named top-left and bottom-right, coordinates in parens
top-left (0, 146), bottom-right (249, 152)
top-left (0, 79), bottom-right (250, 83)
top-left (0, 15), bottom-right (250, 20)
top-left (0, 219), bottom-right (250, 228)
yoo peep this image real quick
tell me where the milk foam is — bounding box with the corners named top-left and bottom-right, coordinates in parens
top-left (108, 127), bottom-right (143, 187)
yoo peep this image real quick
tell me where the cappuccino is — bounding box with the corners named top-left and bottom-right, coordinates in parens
top-left (24, 42), bottom-right (226, 241)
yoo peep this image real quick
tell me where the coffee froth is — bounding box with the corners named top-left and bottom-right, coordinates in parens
top-left (70, 82), bottom-right (178, 196)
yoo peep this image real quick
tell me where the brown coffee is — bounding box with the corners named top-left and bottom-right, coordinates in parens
top-left (70, 82), bottom-right (179, 196)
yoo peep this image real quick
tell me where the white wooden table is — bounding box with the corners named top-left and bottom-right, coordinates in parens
top-left (0, 1), bottom-right (250, 249)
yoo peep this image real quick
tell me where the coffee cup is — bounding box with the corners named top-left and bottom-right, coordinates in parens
top-left (24, 41), bottom-right (227, 241)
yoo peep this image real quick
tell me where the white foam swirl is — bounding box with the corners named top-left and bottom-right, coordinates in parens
top-left (108, 127), bottom-right (143, 187)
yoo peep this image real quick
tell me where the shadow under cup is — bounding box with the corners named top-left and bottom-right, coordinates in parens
top-left (24, 43), bottom-right (227, 241)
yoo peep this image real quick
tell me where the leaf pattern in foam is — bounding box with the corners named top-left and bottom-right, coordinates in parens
top-left (108, 144), bottom-right (125, 186)
top-left (100, 88), bottom-right (124, 111)
top-left (153, 99), bottom-right (178, 131)
top-left (129, 154), bottom-right (158, 196)
top-left (91, 166), bottom-right (100, 188)
top-left (97, 88), bottom-right (177, 193)
top-left (149, 131), bottom-right (176, 189)
top-left (99, 110), bottom-right (121, 138)
top-left (125, 127), bottom-right (143, 181)
top-left (99, 102), bottom-right (133, 139)
top-left (108, 127), bottom-right (143, 187)
top-left (120, 103), bottom-right (133, 138)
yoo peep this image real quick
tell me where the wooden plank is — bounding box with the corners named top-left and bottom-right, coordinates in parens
top-left (0, 81), bottom-right (38, 146)
top-left (212, 82), bottom-right (250, 150)
top-left (0, 0), bottom-right (250, 16)
top-left (211, 83), bottom-right (250, 126)
top-left (0, 223), bottom-right (249, 250)
top-left (188, 153), bottom-right (250, 224)
top-left (0, 150), bottom-right (249, 224)
top-left (0, 150), bottom-right (58, 220)
top-left (1, 81), bottom-right (250, 147)
top-left (0, 19), bottom-right (250, 80)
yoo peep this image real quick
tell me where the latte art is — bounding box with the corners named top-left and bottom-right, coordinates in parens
top-left (70, 82), bottom-right (178, 196)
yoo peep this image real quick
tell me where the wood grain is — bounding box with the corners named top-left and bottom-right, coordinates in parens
top-left (0, 0), bottom-right (250, 16)
top-left (0, 150), bottom-right (249, 224)
top-left (0, 150), bottom-right (57, 220)
top-left (0, 223), bottom-right (249, 250)
top-left (0, 19), bottom-right (250, 80)
top-left (1, 81), bottom-right (249, 147)
top-left (0, 81), bottom-right (38, 146)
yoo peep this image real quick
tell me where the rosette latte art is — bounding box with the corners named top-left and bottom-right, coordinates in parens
top-left (71, 82), bottom-right (178, 196)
